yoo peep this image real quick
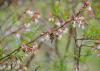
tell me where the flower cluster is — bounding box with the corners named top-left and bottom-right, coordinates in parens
top-left (26, 9), bottom-right (40, 23)
top-left (73, 16), bottom-right (85, 29)
top-left (24, 22), bottom-right (31, 32)
top-left (21, 42), bottom-right (38, 54)
top-left (48, 12), bottom-right (54, 22)
top-left (15, 9), bottom-right (41, 39)
top-left (55, 19), bottom-right (65, 27)
top-left (39, 26), bottom-right (68, 42)
top-left (0, 57), bottom-right (28, 71)
top-left (81, 0), bottom-right (94, 17)
top-left (55, 27), bottom-right (68, 40)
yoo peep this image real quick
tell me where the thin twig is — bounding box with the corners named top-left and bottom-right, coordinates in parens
top-left (35, 66), bottom-right (40, 71)
top-left (76, 38), bottom-right (100, 40)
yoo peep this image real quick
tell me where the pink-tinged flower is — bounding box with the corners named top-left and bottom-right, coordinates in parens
top-left (63, 28), bottom-right (68, 33)
top-left (73, 21), bottom-right (76, 28)
top-left (73, 16), bottom-right (85, 29)
top-left (16, 33), bottom-right (21, 39)
top-left (32, 42), bottom-right (38, 49)
top-left (78, 16), bottom-right (84, 20)
top-left (55, 28), bottom-right (63, 38)
top-left (58, 34), bottom-right (62, 40)
top-left (48, 17), bottom-right (54, 22)
top-left (86, 7), bottom-right (94, 17)
top-left (26, 9), bottom-right (34, 17)
top-left (32, 43), bottom-right (39, 54)
top-left (58, 28), bottom-right (63, 33)
top-left (44, 34), bottom-right (50, 40)
top-left (55, 31), bottom-right (61, 37)
top-left (83, 1), bottom-right (90, 7)
top-left (26, 9), bottom-right (40, 23)
top-left (47, 12), bottom-right (54, 22)
top-left (55, 18), bottom-right (65, 26)
top-left (78, 23), bottom-right (85, 29)
top-left (88, 6), bottom-right (92, 11)
top-left (55, 20), bottom-right (61, 26)
top-left (24, 23), bottom-right (31, 28)
top-left (24, 23), bottom-right (31, 32)
top-left (34, 18), bottom-right (39, 24)
top-left (21, 44), bottom-right (27, 49)
top-left (31, 9), bottom-right (40, 23)
top-left (34, 9), bottom-right (40, 19)
top-left (80, 1), bottom-right (90, 10)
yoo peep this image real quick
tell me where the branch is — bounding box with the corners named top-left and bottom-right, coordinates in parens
top-left (35, 66), bottom-right (40, 71)
top-left (0, 46), bottom-right (21, 60)
top-left (0, 1), bottom-right (89, 61)
top-left (76, 38), bottom-right (100, 41)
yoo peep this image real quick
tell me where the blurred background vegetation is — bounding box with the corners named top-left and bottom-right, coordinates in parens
top-left (0, 0), bottom-right (100, 71)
